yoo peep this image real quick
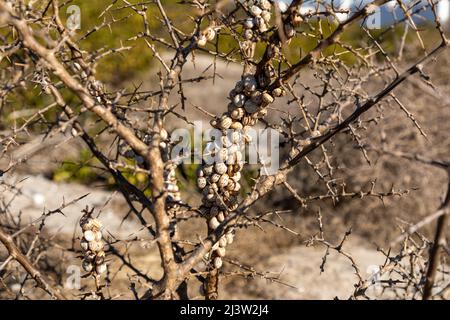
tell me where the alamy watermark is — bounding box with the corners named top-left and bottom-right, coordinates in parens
top-left (66, 5), bottom-right (81, 31)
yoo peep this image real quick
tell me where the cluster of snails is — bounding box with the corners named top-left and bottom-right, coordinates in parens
top-left (79, 215), bottom-right (107, 276)
top-left (160, 129), bottom-right (182, 205)
top-left (197, 140), bottom-right (240, 269)
top-left (118, 128), bottom-right (181, 205)
top-left (197, 71), bottom-right (289, 269)
top-left (242, 0), bottom-right (273, 40)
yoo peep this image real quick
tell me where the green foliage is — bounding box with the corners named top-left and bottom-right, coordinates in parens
top-left (53, 149), bottom-right (99, 184)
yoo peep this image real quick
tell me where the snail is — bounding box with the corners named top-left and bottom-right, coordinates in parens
top-left (96, 263), bottom-right (107, 274)
top-left (262, 92), bottom-right (274, 104)
top-left (250, 5), bottom-right (262, 17)
top-left (231, 108), bottom-right (245, 120)
top-left (196, 5), bottom-right (283, 271)
top-left (213, 257), bottom-right (223, 269)
top-left (243, 75), bottom-right (257, 92)
top-left (244, 100), bottom-right (259, 114)
top-left (215, 162), bottom-right (228, 175)
top-left (244, 29), bottom-right (254, 40)
top-left (197, 177), bottom-right (207, 189)
top-left (80, 239), bottom-right (89, 251)
top-left (272, 87), bottom-right (283, 97)
top-left (233, 93), bottom-right (247, 107)
top-left (210, 173), bottom-right (221, 183)
top-left (197, 35), bottom-right (207, 47)
top-left (215, 247), bottom-right (226, 258)
top-left (79, 213), bottom-right (107, 277)
top-left (88, 240), bottom-right (104, 253)
top-left (218, 174), bottom-right (229, 188)
top-left (220, 116), bottom-right (233, 130)
top-left (209, 216), bottom-right (220, 229)
top-left (83, 230), bottom-right (95, 242)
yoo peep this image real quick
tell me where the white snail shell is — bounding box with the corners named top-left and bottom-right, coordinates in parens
top-left (88, 240), bottom-right (104, 253)
top-left (318, 124), bottom-right (328, 134)
top-left (231, 131), bottom-right (241, 144)
top-left (209, 217), bottom-right (220, 229)
top-left (311, 130), bottom-right (321, 138)
top-left (261, 11), bottom-right (271, 23)
top-left (85, 253), bottom-right (96, 262)
top-left (230, 122), bottom-right (243, 130)
top-left (94, 231), bottom-right (102, 241)
top-left (226, 233), bottom-right (234, 245)
top-left (96, 263), bottom-right (107, 274)
top-left (244, 29), bottom-right (253, 40)
top-left (160, 128), bottom-right (169, 140)
top-left (219, 236), bottom-right (228, 247)
top-left (210, 174), bottom-right (221, 183)
top-left (262, 92), bottom-right (274, 104)
top-left (244, 18), bottom-right (255, 29)
top-left (242, 116), bottom-right (251, 126)
top-left (260, 0), bottom-right (271, 10)
top-left (231, 108), bottom-right (245, 120)
top-left (218, 174), bottom-right (229, 188)
top-left (167, 182), bottom-right (180, 192)
top-left (215, 162), bottom-right (227, 175)
top-left (259, 21), bottom-right (268, 32)
top-left (218, 148), bottom-right (228, 161)
top-left (299, 139), bottom-right (311, 147)
top-left (80, 239), bottom-right (89, 251)
top-left (204, 28), bottom-right (216, 41)
top-left (83, 230), bottom-right (95, 242)
top-left (213, 257), bottom-right (223, 269)
top-left (220, 116), bottom-right (233, 130)
top-left (197, 177), bottom-right (207, 189)
top-left (227, 153), bottom-right (237, 165)
top-left (210, 182), bottom-right (218, 192)
top-left (272, 87), bottom-right (283, 97)
top-left (203, 165), bottom-right (213, 175)
top-left (217, 211), bottom-right (225, 222)
top-left (197, 35), bottom-right (207, 46)
top-left (250, 5), bottom-right (262, 16)
top-left (215, 246), bottom-right (226, 257)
